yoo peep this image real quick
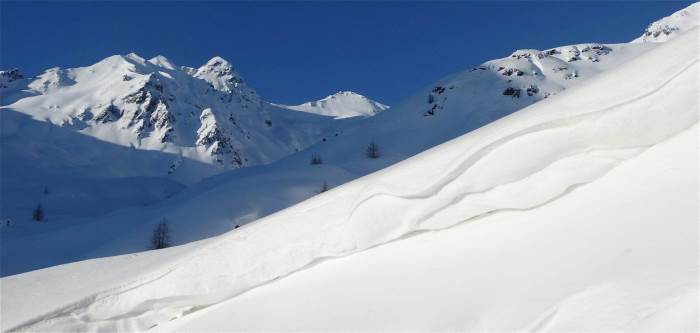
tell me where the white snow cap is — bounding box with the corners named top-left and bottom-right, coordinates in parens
top-left (204, 56), bottom-right (232, 68)
top-left (194, 56), bottom-right (247, 93)
top-left (125, 52), bottom-right (146, 65)
top-left (282, 91), bottom-right (389, 119)
top-left (148, 55), bottom-right (176, 70)
top-left (632, 2), bottom-right (699, 43)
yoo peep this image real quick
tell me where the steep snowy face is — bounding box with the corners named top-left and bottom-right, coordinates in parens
top-left (279, 91), bottom-right (389, 119)
top-left (633, 2), bottom-right (699, 43)
top-left (191, 57), bottom-right (256, 100)
top-left (3, 54), bottom-right (343, 181)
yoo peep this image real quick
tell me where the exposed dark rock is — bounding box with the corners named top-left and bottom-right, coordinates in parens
top-left (526, 85), bottom-right (539, 96)
top-left (94, 104), bottom-right (122, 123)
top-left (503, 87), bottom-right (521, 98)
top-left (501, 68), bottom-right (525, 77)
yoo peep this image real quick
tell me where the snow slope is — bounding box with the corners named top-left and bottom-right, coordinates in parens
top-left (165, 120), bottom-right (700, 332)
top-left (276, 91), bottom-right (389, 119)
top-left (633, 2), bottom-right (699, 43)
top-left (2, 24), bottom-right (697, 333)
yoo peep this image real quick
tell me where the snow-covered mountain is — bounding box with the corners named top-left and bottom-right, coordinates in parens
top-left (3, 54), bottom-right (349, 174)
top-left (0, 55), bottom-right (386, 224)
top-left (3, 19), bottom-right (697, 333)
top-left (5, 3), bottom-right (693, 278)
top-left (633, 2), bottom-right (699, 43)
top-left (277, 91), bottom-right (389, 119)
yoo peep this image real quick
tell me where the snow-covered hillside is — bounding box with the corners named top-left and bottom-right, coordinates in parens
top-left (4, 3), bottom-right (691, 277)
top-left (277, 91), bottom-right (389, 119)
top-left (2, 22), bottom-right (697, 332)
top-left (633, 2), bottom-right (699, 43)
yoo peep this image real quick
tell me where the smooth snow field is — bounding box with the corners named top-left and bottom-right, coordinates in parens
top-left (2, 23), bottom-right (697, 333)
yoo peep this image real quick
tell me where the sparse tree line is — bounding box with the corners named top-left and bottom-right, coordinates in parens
top-left (21, 141), bottom-right (383, 243)
top-left (309, 140), bottom-right (381, 166)
top-left (309, 140), bottom-right (381, 195)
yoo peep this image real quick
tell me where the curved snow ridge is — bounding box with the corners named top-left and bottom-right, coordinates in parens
top-left (8, 29), bottom-right (700, 333)
top-left (347, 57), bottom-right (699, 235)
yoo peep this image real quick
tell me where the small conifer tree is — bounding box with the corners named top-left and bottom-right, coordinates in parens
top-left (32, 203), bottom-right (45, 222)
top-left (151, 219), bottom-right (171, 249)
top-left (366, 140), bottom-right (380, 159)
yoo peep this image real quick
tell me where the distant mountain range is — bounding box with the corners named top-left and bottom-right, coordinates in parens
top-left (1, 54), bottom-right (388, 181)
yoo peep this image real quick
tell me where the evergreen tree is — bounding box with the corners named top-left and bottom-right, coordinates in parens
top-left (32, 203), bottom-right (45, 222)
top-left (366, 140), bottom-right (380, 159)
top-left (151, 219), bottom-right (171, 249)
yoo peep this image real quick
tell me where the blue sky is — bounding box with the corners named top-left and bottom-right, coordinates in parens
top-left (1, 1), bottom-right (693, 105)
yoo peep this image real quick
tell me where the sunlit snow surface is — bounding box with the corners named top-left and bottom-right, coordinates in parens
top-left (0, 36), bottom-right (655, 276)
top-left (2, 21), bottom-right (698, 333)
top-left (276, 91), bottom-right (389, 119)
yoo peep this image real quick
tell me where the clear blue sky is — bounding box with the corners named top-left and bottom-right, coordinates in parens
top-left (1, 1), bottom-right (693, 105)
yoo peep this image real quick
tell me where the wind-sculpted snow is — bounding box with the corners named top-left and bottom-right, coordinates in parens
top-left (3, 27), bottom-right (698, 333)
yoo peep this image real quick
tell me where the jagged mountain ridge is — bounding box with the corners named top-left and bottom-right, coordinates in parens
top-left (277, 91), bottom-right (389, 119)
top-left (1, 54), bottom-right (380, 179)
top-left (633, 2), bottom-right (699, 43)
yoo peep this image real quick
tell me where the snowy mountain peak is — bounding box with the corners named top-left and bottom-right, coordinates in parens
top-left (2, 53), bottom-right (356, 184)
top-left (27, 67), bottom-right (75, 93)
top-left (125, 52), bottom-right (147, 65)
top-left (148, 55), bottom-right (176, 70)
top-left (204, 56), bottom-right (232, 68)
top-left (280, 91), bottom-right (389, 119)
top-left (633, 2), bottom-right (699, 43)
top-left (194, 56), bottom-right (250, 96)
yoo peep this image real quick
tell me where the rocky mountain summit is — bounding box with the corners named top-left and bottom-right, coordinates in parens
top-left (1, 54), bottom-right (382, 181)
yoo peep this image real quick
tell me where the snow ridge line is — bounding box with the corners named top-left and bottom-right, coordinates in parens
top-left (346, 57), bottom-right (699, 220)
top-left (6, 265), bottom-right (183, 332)
top-left (7, 58), bottom-right (698, 333)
